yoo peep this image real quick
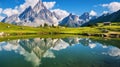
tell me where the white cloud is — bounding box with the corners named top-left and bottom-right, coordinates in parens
top-left (43, 2), bottom-right (69, 20)
top-left (18, 0), bottom-right (39, 12)
top-left (51, 9), bottom-right (69, 20)
top-left (102, 47), bottom-right (120, 57)
top-left (89, 43), bottom-right (96, 49)
top-left (0, 8), bottom-right (4, 21)
top-left (89, 10), bottom-right (97, 16)
top-left (1, 0), bottom-right (39, 17)
top-left (101, 4), bottom-right (109, 7)
top-left (43, 2), bottom-right (56, 9)
top-left (0, 42), bottom-right (19, 51)
top-left (101, 2), bottom-right (120, 12)
top-left (108, 48), bottom-right (120, 56)
top-left (3, 8), bottom-right (19, 17)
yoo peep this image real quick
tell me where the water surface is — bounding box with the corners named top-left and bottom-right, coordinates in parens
top-left (0, 37), bottom-right (120, 67)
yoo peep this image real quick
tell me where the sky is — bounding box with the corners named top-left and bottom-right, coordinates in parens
top-left (0, 0), bottom-right (120, 20)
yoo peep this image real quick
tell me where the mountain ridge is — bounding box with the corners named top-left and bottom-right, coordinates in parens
top-left (59, 12), bottom-right (97, 27)
top-left (82, 10), bottom-right (120, 26)
top-left (1, 0), bottom-right (120, 27)
top-left (1, 0), bottom-right (59, 27)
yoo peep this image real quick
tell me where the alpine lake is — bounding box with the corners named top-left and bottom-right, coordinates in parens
top-left (0, 35), bottom-right (120, 67)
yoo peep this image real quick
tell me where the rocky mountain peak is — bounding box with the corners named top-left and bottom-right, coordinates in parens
top-left (59, 13), bottom-right (83, 27)
top-left (69, 13), bottom-right (73, 16)
top-left (19, 6), bottom-right (34, 21)
top-left (1, 0), bottom-right (59, 27)
top-left (33, 0), bottom-right (46, 13)
top-left (80, 12), bottom-right (97, 22)
top-left (80, 12), bottom-right (90, 21)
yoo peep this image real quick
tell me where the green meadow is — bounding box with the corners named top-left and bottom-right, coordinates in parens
top-left (0, 22), bottom-right (120, 37)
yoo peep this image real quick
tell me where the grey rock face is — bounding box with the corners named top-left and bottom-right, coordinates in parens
top-left (1, 0), bottom-right (58, 27)
top-left (59, 13), bottom-right (83, 27)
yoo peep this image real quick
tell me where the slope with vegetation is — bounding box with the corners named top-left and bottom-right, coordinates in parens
top-left (0, 22), bottom-right (120, 38)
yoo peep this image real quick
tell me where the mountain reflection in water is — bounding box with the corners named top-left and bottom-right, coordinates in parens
top-left (0, 37), bottom-right (120, 67)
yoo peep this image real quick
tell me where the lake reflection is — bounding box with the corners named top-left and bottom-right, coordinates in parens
top-left (0, 37), bottom-right (120, 67)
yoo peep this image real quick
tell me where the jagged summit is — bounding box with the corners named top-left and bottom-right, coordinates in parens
top-left (59, 12), bottom-right (97, 27)
top-left (1, 0), bottom-right (58, 27)
top-left (80, 12), bottom-right (97, 22)
top-left (59, 13), bottom-right (83, 27)
top-left (33, 0), bottom-right (46, 13)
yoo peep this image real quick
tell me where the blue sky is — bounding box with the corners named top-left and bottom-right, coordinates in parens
top-left (0, 0), bottom-right (120, 20)
top-left (43, 0), bottom-right (120, 15)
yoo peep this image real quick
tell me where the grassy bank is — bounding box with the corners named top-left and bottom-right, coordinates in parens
top-left (0, 34), bottom-right (79, 42)
top-left (0, 22), bottom-right (120, 37)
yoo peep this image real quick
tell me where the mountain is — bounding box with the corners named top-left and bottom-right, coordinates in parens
top-left (19, 6), bottom-right (35, 22)
top-left (59, 13), bottom-right (83, 27)
top-left (1, 0), bottom-right (99, 27)
top-left (82, 10), bottom-right (120, 26)
top-left (53, 12), bottom-right (62, 20)
top-left (2, 14), bottom-right (20, 24)
top-left (1, 0), bottom-right (58, 27)
top-left (80, 12), bottom-right (97, 22)
top-left (59, 12), bottom-right (97, 27)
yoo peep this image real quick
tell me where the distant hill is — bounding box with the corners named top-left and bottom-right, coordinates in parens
top-left (82, 10), bottom-right (120, 26)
